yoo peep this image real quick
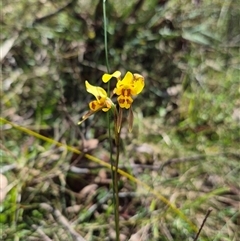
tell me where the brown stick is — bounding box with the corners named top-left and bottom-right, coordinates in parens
top-left (193, 209), bottom-right (212, 241)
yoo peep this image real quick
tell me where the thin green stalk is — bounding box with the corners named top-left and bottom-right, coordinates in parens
top-left (103, 1), bottom-right (120, 240)
top-left (114, 132), bottom-right (121, 239)
top-left (103, 0), bottom-right (110, 76)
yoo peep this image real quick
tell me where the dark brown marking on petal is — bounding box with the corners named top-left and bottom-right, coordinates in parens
top-left (118, 98), bottom-right (125, 104)
top-left (126, 99), bottom-right (132, 104)
top-left (91, 102), bottom-right (96, 110)
top-left (122, 89), bottom-right (131, 96)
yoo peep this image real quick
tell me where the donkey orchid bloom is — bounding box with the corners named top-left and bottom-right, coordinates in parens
top-left (103, 71), bottom-right (145, 132)
top-left (114, 71), bottom-right (145, 109)
top-left (78, 81), bottom-right (114, 125)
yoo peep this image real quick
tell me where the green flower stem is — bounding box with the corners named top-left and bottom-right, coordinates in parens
top-left (114, 130), bottom-right (120, 240)
top-left (103, 0), bottom-right (110, 76)
top-left (103, 1), bottom-right (120, 240)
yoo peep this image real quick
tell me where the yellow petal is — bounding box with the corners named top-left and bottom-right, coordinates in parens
top-left (113, 87), bottom-right (122, 95)
top-left (117, 71), bottom-right (133, 87)
top-left (133, 73), bottom-right (145, 94)
top-left (102, 107), bottom-right (110, 112)
top-left (102, 71), bottom-right (121, 83)
top-left (85, 81), bottom-right (107, 102)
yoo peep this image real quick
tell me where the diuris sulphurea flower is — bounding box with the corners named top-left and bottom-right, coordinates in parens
top-left (113, 71), bottom-right (144, 109)
top-left (102, 71), bottom-right (144, 109)
top-left (102, 71), bottom-right (145, 132)
top-left (78, 71), bottom-right (145, 132)
top-left (78, 81), bottom-right (114, 125)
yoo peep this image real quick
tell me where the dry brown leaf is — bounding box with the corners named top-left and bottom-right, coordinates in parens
top-left (0, 35), bottom-right (18, 62)
top-left (129, 233), bottom-right (141, 241)
top-left (79, 184), bottom-right (98, 197)
top-left (167, 84), bottom-right (182, 96)
top-left (82, 139), bottom-right (99, 151)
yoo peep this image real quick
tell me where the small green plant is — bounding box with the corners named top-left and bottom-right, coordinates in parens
top-left (77, 3), bottom-right (145, 239)
top-left (78, 70), bottom-right (145, 240)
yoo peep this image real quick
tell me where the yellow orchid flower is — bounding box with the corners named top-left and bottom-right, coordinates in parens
top-left (79, 71), bottom-right (144, 132)
top-left (78, 81), bottom-right (114, 125)
top-left (102, 71), bottom-right (144, 132)
top-left (102, 71), bottom-right (145, 109)
top-left (114, 71), bottom-right (145, 109)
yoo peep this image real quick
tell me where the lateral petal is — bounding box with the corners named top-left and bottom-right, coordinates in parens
top-left (102, 71), bottom-right (121, 83)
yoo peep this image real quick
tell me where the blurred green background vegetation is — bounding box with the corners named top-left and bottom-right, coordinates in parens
top-left (1, 0), bottom-right (239, 240)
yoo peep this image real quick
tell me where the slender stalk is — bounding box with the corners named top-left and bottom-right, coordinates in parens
top-left (103, 0), bottom-right (110, 75)
top-left (113, 131), bottom-right (120, 240)
top-left (103, 1), bottom-right (120, 240)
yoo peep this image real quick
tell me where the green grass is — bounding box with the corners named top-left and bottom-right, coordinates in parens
top-left (1, 0), bottom-right (239, 240)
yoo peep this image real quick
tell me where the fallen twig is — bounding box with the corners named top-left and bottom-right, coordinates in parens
top-left (193, 209), bottom-right (212, 241)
